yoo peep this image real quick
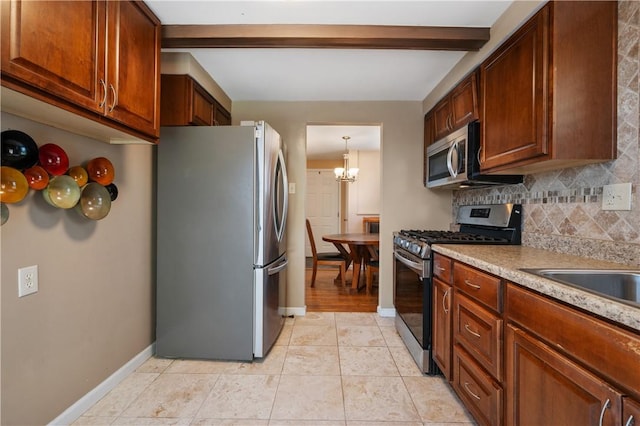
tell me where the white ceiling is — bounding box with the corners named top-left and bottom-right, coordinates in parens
top-left (145, 0), bottom-right (513, 157)
top-left (306, 124), bottom-right (381, 160)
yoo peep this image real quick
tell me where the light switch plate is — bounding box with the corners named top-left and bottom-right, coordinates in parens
top-left (602, 183), bottom-right (632, 211)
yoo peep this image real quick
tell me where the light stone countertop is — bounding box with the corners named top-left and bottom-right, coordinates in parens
top-left (431, 244), bottom-right (640, 332)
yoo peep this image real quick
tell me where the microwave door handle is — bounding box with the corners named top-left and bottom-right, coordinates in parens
top-left (446, 141), bottom-right (458, 178)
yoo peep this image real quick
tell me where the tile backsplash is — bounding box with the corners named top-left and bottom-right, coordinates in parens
top-left (453, 0), bottom-right (640, 267)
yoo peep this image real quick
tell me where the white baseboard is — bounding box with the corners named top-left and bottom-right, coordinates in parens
top-left (377, 306), bottom-right (396, 317)
top-left (284, 306), bottom-right (306, 317)
top-left (49, 343), bottom-right (155, 426)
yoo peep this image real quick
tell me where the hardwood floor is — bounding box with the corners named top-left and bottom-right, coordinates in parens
top-left (305, 261), bottom-right (378, 312)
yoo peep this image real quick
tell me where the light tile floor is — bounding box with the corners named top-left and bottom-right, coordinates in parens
top-left (73, 312), bottom-right (476, 425)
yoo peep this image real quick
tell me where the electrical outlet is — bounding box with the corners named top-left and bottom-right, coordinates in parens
top-left (602, 183), bottom-right (632, 211)
top-left (18, 265), bottom-right (38, 297)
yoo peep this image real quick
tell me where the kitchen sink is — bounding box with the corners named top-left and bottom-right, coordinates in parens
top-left (521, 269), bottom-right (640, 307)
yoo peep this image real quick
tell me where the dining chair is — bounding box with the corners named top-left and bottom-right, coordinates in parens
top-left (365, 244), bottom-right (379, 295)
top-left (305, 219), bottom-right (347, 287)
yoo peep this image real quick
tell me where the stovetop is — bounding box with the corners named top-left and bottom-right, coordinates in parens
top-left (393, 204), bottom-right (522, 259)
top-left (399, 229), bottom-right (510, 244)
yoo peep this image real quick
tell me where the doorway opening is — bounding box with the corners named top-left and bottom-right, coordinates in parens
top-left (304, 123), bottom-right (381, 312)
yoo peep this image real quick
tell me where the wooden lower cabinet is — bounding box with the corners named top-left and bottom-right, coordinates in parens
top-left (433, 255), bottom-right (640, 426)
top-left (453, 345), bottom-right (502, 426)
top-left (506, 324), bottom-right (622, 426)
top-left (433, 276), bottom-right (452, 379)
top-left (623, 398), bottom-right (640, 426)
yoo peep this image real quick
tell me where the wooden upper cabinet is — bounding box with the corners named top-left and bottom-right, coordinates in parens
top-left (162, 74), bottom-right (214, 126)
top-left (213, 101), bottom-right (232, 126)
top-left (480, 1), bottom-right (617, 174)
top-left (1, 0), bottom-right (161, 141)
top-left (161, 74), bottom-right (232, 127)
top-left (1, 1), bottom-right (106, 113)
top-left (432, 70), bottom-right (479, 141)
top-left (105, 0), bottom-right (161, 138)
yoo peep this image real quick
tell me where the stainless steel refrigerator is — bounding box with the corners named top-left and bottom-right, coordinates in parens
top-left (156, 121), bottom-right (288, 361)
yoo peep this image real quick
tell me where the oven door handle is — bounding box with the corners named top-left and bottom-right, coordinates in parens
top-left (394, 251), bottom-right (424, 275)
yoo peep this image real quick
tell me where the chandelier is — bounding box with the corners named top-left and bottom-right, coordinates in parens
top-left (334, 136), bottom-right (359, 183)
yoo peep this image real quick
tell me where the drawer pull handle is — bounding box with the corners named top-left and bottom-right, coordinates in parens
top-left (464, 279), bottom-right (481, 290)
top-left (442, 288), bottom-right (450, 314)
top-left (435, 266), bottom-right (446, 272)
top-left (463, 382), bottom-right (481, 400)
top-left (624, 415), bottom-right (634, 426)
top-left (108, 83), bottom-right (117, 112)
top-left (598, 399), bottom-right (610, 426)
top-left (99, 79), bottom-right (107, 108)
top-left (464, 323), bottom-right (481, 338)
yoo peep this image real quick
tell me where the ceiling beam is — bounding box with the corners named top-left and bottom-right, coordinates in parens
top-left (161, 24), bottom-right (490, 51)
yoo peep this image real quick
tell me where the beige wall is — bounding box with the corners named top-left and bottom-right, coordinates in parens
top-left (232, 102), bottom-right (453, 312)
top-left (0, 113), bottom-right (155, 425)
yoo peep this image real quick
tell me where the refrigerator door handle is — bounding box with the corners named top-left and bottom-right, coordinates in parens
top-left (267, 256), bottom-right (288, 275)
top-left (274, 148), bottom-right (289, 242)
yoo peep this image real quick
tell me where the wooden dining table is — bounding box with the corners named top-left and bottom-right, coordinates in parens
top-left (322, 233), bottom-right (380, 293)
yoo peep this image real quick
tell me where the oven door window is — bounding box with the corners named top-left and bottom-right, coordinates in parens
top-left (394, 255), bottom-right (429, 347)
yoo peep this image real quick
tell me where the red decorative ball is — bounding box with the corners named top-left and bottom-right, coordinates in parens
top-left (38, 143), bottom-right (69, 175)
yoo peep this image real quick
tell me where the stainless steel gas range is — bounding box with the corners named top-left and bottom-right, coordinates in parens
top-left (393, 204), bottom-right (522, 374)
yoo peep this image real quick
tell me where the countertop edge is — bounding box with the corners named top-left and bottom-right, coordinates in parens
top-left (431, 244), bottom-right (640, 332)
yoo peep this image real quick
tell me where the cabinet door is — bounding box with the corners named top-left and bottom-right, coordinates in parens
top-left (192, 83), bottom-right (215, 126)
top-left (450, 72), bottom-right (478, 130)
top-left (506, 325), bottom-right (622, 426)
top-left (213, 101), bottom-right (232, 126)
top-left (433, 277), bottom-right (452, 380)
top-left (480, 6), bottom-right (549, 171)
top-left (1, 0), bottom-right (106, 112)
top-left (106, 0), bottom-right (160, 137)
top-left (623, 398), bottom-right (640, 426)
top-left (433, 97), bottom-right (452, 141)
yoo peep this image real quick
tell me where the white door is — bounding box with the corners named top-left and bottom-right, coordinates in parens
top-left (305, 169), bottom-right (340, 256)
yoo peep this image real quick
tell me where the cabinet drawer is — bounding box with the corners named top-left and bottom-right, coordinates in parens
top-left (433, 253), bottom-right (452, 283)
top-left (454, 292), bottom-right (502, 381)
top-left (453, 262), bottom-right (502, 312)
top-left (453, 345), bottom-right (502, 426)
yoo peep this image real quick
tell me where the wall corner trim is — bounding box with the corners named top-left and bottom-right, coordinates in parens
top-left (48, 343), bottom-right (155, 426)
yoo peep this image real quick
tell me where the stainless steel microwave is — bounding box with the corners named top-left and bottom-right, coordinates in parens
top-left (426, 121), bottom-right (522, 189)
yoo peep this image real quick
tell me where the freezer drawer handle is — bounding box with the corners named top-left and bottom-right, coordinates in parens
top-left (268, 257), bottom-right (288, 275)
